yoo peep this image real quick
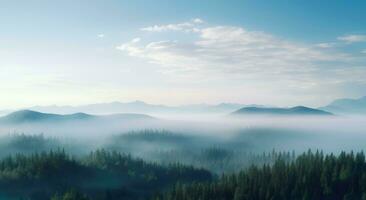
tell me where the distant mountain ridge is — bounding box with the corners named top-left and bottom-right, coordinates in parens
top-left (0, 110), bottom-right (155, 124)
top-left (1, 110), bottom-right (94, 124)
top-left (23, 101), bottom-right (251, 115)
top-left (320, 96), bottom-right (366, 115)
top-left (232, 106), bottom-right (333, 116)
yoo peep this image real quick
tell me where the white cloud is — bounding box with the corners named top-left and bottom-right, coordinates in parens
top-left (337, 34), bottom-right (366, 43)
top-left (315, 43), bottom-right (335, 48)
top-left (116, 38), bottom-right (143, 56)
top-left (117, 20), bottom-right (366, 93)
top-left (97, 34), bottom-right (105, 38)
top-left (141, 19), bottom-right (203, 32)
top-left (192, 18), bottom-right (204, 24)
top-left (131, 37), bottom-right (141, 43)
top-left (120, 25), bottom-right (344, 76)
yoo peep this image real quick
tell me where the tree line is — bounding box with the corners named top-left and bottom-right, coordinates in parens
top-left (157, 150), bottom-right (366, 200)
top-left (0, 149), bottom-right (212, 200)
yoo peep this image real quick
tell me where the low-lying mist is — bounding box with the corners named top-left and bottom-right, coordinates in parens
top-left (0, 114), bottom-right (365, 173)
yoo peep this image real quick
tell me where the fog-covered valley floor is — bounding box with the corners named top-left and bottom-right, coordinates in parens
top-left (1, 113), bottom-right (366, 172)
top-left (0, 111), bottom-right (366, 199)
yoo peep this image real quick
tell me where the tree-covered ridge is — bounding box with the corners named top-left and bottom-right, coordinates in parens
top-left (0, 132), bottom-right (297, 174)
top-left (3, 132), bottom-right (366, 199)
top-left (0, 150), bottom-right (212, 200)
top-left (154, 148), bottom-right (295, 174)
top-left (107, 130), bottom-right (297, 174)
top-left (158, 151), bottom-right (366, 200)
top-left (113, 129), bottom-right (191, 143)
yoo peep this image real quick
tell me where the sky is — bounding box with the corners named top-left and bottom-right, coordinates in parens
top-left (0, 0), bottom-right (365, 109)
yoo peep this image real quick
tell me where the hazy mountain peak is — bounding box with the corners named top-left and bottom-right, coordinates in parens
top-left (320, 96), bottom-right (366, 115)
top-left (232, 106), bottom-right (333, 116)
top-left (1, 110), bottom-right (55, 123)
top-left (67, 112), bottom-right (94, 119)
top-left (131, 100), bottom-right (147, 104)
top-left (0, 109), bottom-right (156, 125)
top-left (7, 109), bottom-right (43, 118)
top-left (20, 101), bottom-right (250, 115)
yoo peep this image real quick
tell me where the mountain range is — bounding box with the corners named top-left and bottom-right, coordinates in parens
top-left (22, 101), bottom-right (251, 115)
top-left (231, 106), bottom-right (333, 116)
top-left (320, 96), bottom-right (366, 115)
top-left (0, 105), bottom-right (333, 125)
top-left (0, 96), bottom-right (365, 118)
top-left (0, 110), bottom-right (154, 124)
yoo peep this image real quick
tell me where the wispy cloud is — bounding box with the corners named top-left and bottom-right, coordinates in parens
top-left (97, 34), bottom-right (105, 38)
top-left (140, 18), bottom-right (203, 32)
top-left (116, 37), bottom-right (142, 56)
top-left (337, 34), bottom-right (366, 43)
top-left (192, 18), bottom-right (204, 24)
top-left (117, 19), bottom-right (366, 94)
top-left (315, 43), bottom-right (335, 48)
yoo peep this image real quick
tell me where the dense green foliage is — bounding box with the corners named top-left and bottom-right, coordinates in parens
top-left (0, 150), bottom-right (212, 200)
top-left (154, 148), bottom-right (295, 174)
top-left (51, 190), bottom-right (90, 200)
top-left (0, 131), bottom-right (297, 176)
top-left (2, 132), bottom-right (366, 199)
top-left (158, 150), bottom-right (366, 200)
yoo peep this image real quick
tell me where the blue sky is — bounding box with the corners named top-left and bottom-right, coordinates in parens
top-left (0, 0), bottom-right (365, 109)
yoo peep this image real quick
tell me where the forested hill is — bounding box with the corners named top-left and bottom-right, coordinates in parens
top-left (158, 151), bottom-right (366, 200)
top-left (0, 150), bottom-right (211, 200)
top-left (2, 137), bottom-right (366, 199)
